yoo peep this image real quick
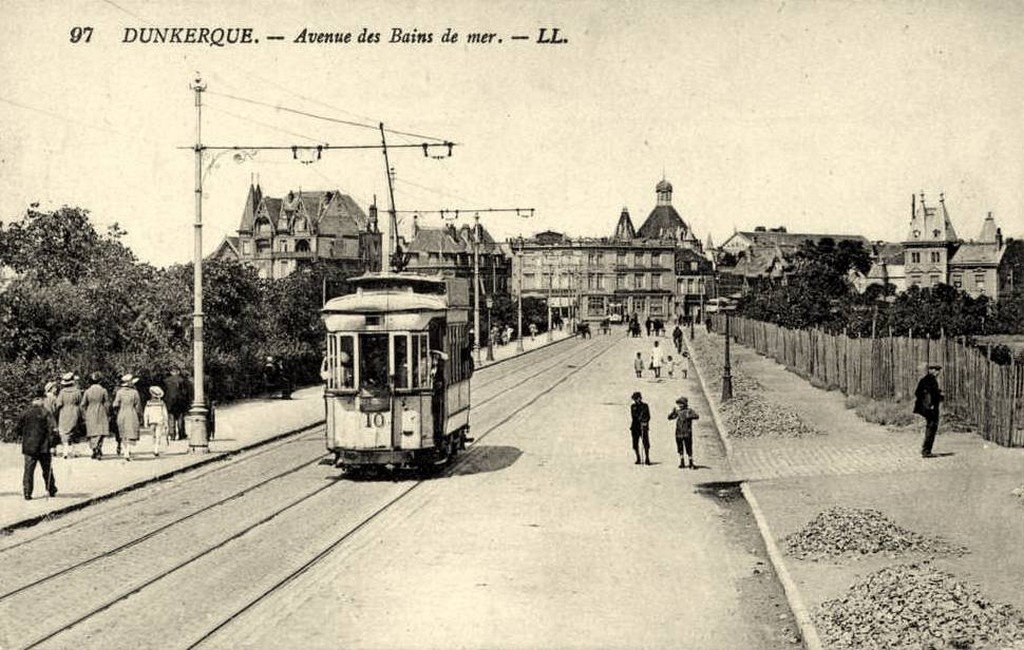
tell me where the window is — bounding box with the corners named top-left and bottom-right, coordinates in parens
top-left (255, 218), bottom-right (271, 235)
top-left (911, 252), bottom-right (921, 263)
top-left (690, 262), bottom-right (698, 271)
top-left (617, 251), bottom-right (627, 265)
top-left (359, 333), bottom-right (390, 391)
top-left (295, 239), bottom-right (311, 253)
top-left (242, 240), bottom-right (252, 255)
top-left (523, 273), bottom-right (535, 289)
top-left (652, 274), bottom-right (661, 289)
top-left (587, 274), bottom-right (594, 290)
top-left (634, 252), bottom-right (644, 266)
top-left (911, 274), bottom-right (922, 286)
top-left (930, 251), bottom-right (941, 263)
top-left (588, 296), bottom-right (605, 315)
top-left (256, 241), bottom-right (271, 255)
top-left (295, 218), bottom-right (308, 233)
top-left (617, 274), bottom-right (625, 289)
top-left (952, 274), bottom-right (962, 288)
top-left (325, 333), bottom-right (355, 390)
top-left (595, 252), bottom-right (604, 265)
top-left (975, 273), bottom-right (985, 288)
top-left (930, 274), bottom-right (940, 286)
top-left (634, 274), bottom-right (644, 289)
top-left (393, 335), bottom-right (409, 389)
top-left (687, 278), bottom-right (695, 293)
top-left (596, 274), bottom-right (605, 290)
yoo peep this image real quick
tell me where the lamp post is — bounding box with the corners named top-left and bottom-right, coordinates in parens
top-left (187, 73), bottom-right (210, 453)
top-left (473, 214), bottom-right (481, 366)
top-left (516, 237), bottom-right (525, 353)
top-left (721, 307), bottom-right (734, 401)
top-left (486, 295), bottom-right (494, 361)
top-left (547, 260), bottom-right (554, 342)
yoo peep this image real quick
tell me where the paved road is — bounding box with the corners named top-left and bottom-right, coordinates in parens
top-left (0, 333), bottom-right (795, 649)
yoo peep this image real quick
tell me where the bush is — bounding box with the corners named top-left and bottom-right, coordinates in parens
top-left (845, 395), bottom-right (915, 427)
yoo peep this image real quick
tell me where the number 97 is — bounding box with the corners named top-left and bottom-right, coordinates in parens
top-left (70, 26), bottom-right (94, 43)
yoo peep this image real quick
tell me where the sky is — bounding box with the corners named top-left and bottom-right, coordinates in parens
top-left (1, 0), bottom-right (1022, 267)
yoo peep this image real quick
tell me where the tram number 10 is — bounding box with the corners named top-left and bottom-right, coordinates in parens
top-left (365, 413), bottom-right (387, 428)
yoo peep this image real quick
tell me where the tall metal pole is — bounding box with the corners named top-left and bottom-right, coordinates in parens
top-left (379, 123), bottom-right (398, 271)
top-left (547, 261), bottom-right (554, 342)
top-left (722, 311), bottom-right (733, 401)
top-left (187, 74), bottom-right (209, 453)
top-left (473, 214), bottom-right (481, 365)
top-left (516, 239), bottom-right (524, 352)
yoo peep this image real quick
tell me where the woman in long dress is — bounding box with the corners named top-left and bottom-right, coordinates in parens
top-left (55, 372), bottom-right (83, 459)
top-left (113, 374), bottom-right (142, 461)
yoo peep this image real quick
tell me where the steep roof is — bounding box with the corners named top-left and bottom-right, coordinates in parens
top-left (978, 213), bottom-right (998, 243)
top-left (208, 236), bottom-right (240, 262)
top-left (950, 242), bottom-right (1005, 266)
top-left (906, 193), bottom-right (958, 243)
top-left (637, 204), bottom-right (689, 240)
top-left (237, 184), bottom-right (263, 233)
top-left (405, 226), bottom-right (464, 254)
top-left (612, 208), bottom-right (636, 241)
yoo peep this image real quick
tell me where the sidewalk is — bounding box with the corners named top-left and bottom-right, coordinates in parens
top-left (686, 327), bottom-right (1024, 648)
top-left (0, 330), bottom-right (577, 533)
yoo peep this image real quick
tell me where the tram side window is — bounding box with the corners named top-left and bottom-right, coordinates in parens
top-left (410, 333), bottom-right (431, 387)
top-left (360, 333), bottom-right (390, 390)
top-left (393, 335), bottom-right (409, 389)
top-left (326, 334), bottom-right (355, 390)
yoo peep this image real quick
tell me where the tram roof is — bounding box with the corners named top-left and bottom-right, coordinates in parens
top-left (322, 290), bottom-right (448, 314)
top-left (346, 271), bottom-right (448, 294)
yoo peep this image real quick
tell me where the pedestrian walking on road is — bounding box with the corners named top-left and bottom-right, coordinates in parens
top-left (914, 364), bottom-right (943, 458)
top-left (672, 325), bottom-right (683, 353)
top-left (113, 374), bottom-right (143, 461)
top-left (529, 322), bottom-right (538, 341)
top-left (144, 386), bottom-right (171, 457)
top-left (645, 317), bottom-right (653, 337)
top-left (20, 385), bottom-right (57, 499)
top-left (163, 366), bottom-right (190, 441)
top-left (650, 340), bottom-right (664, 379)
top-left (630, 391), bottom-right (652, 465)
top-left (81, 372), bottom-right (110, 460)
top-left (42, 380), bottom-right (59, 452)
top-left (634, 352), bottom-right (644, 378)
top-left (666, 356), bottom-right (676, 379)
top-left (668, 396), bottom-right (700, 469)
top-left (55, 372), bottom-right (82, 459)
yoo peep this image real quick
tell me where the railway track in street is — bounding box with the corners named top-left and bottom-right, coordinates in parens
top-left (0, 334), bottom-right (618, 650)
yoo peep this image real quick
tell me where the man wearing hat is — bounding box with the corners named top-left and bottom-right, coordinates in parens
top-left (163, 366), bottom-right (191, 441)
top-left (55, 372), bottom-right (83, 459)
top-left (914, 364), bottom-right (944, 458)
top-left (629, 391), bottom-right (652, 465)
top-left (19, 385), bottom-right (57, 499)
top-left (668, 396), bottom-right (701, 469)
top-left (80, 372), bottom-right (110, 459)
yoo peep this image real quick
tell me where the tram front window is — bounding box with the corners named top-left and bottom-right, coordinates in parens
top-left (359, 333), bottom-right (390, 391)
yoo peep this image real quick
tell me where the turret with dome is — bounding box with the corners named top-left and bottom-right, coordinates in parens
top-left (636, 177), bottom-right (702, 253)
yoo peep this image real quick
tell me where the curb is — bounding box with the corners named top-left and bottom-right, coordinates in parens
top-left (684, 331), bottom-right (823, 650)
top-left (1, 333), bottom-right (579, 536)
top-left (0, 420), bottom-right (326, 536)
top-left (477, 332), bottom-right (579, 370)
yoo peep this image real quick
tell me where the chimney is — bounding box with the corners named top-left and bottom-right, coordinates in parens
top-left (412, 214), bottom-right (419, 237)
top-left (996, 227), bottom-right (1004, 249)
top-left (368, 203), bottom-right (379, 233)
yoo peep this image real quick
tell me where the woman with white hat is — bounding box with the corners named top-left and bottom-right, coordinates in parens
top-left (113, 374), bottom-right (143, 461)
top-left (54, 372), bottom-right (82, 459)
top-left (143, 385), bottom-right (171, 457)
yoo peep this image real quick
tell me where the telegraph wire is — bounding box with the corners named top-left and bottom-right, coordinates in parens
top-left (0, 95), bottom-right (164, 147)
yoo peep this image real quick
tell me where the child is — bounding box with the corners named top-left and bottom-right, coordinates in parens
top-left (143, 386), bottom-right (171, 457)
top-left (634, 352), bottom-right (644, 378)
top-left (680, 350), bottom-right (689, 379)
top-left (666, 356), bottom-right (676, 378)
top-left (668, 396), bottom-right (700, 469)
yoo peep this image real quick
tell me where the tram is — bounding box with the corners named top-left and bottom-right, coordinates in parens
top-left (321, 272), bottom-right (473, 470)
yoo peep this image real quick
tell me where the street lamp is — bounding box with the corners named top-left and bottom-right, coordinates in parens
top-left (486, 295), bottom-right (494, 361)
top-left (187, 73), bottom-right (210, 453)
top-left (721, 304), bottom-right (736, 401)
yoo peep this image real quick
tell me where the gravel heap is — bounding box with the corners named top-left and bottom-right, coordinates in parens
top-left (817, 562), bottom-right (1024, 649)
top-left (719, 394), bottom-right (821, 438)
top-left (1012, 486), bottom-right (1024, 505)
top-left (784, 507), bottom-right (967, 560)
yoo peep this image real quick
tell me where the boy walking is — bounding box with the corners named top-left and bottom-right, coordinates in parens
top-left (633, 352), bottom-right (644, 378)
top-left (630, 391), bottom-right (652, 465)
top-left (668, 396), bottom-right (700, 469)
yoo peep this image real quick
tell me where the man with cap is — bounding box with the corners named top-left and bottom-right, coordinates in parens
top-left (81, 371), bottom-right (110, 459)
top-left (914, 363), bottom-right (944, 458)
top-left (55, 372), bottom-right (82, 459)
top-left (19, 385), bottom-right (57, 499)
top-left (668, 396), bottom-right (701, 469)
top-left (163, 366), bottom-right (191, 441)
top-left (629, 391), bottom-right (652, 465)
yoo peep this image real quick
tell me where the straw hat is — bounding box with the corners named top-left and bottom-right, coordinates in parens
top-left (121, 373), bottom-right (135, 386)
top-left (44, 380), bottom-right (57, 393)
top-left (60, 371), bottom-right (75, 386)
top-left (149, 386), bottom-right (165, 398)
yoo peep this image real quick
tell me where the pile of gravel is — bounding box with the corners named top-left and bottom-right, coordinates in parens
top-left (817, 562), bottom-right (1024, 649)
top-left (719, 394), bottom-right (821, 439)
top-left (784, 507), bottom-right (967, 560)
top-left (1012, 486), bottom-right (1024, 505)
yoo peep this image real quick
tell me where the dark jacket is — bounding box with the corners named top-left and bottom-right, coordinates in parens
top-left (164, 374), bottom-right (191, 414)
top-left (19, 401), bottom-right (52, 455)
top-left (668, 407), bottom-right (700, 437)
top-left (913, 374), bottom-right (942, 419)
top-left (630, 401), bottom-right (651, 434)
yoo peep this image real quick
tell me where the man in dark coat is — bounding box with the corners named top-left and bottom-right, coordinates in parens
top-left (20, 386), bottom-right (57, 499)
top-left (630, 391), bottom-right (652, 465)
top-left (163, 366), bottom-right (191, 440)
top-left (913, 364), bottom-right (943, 458)
top-left (672, 325), bottom-right (684, 353)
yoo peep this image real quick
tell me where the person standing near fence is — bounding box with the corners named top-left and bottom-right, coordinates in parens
top-left (81, 372), bottom-right (110, 460)
top-left (914, 364), bottom-right (943, 458)
top-left (20, 385), bottom-right (57, 499)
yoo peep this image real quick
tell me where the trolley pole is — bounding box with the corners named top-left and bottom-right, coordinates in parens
top-left (473, 214), bottom-right (481, 365)
top-left (516, 238), bottom-right (524, 352)
top-left (186, 73), bottom-right (210, 453)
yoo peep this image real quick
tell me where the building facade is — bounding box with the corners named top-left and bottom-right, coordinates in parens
top-left (400, 217), bottom-right (511, 304)
top-left (211, 184), bottom-right (381, 279)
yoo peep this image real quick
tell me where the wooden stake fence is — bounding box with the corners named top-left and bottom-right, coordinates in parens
top-left (711, 315), bottom-right (1023, 447)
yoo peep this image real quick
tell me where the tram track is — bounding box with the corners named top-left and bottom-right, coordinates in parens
top-left (187, 334), bottom-right (620, 649)
top-left (2, 335), bottom-right (616, 650)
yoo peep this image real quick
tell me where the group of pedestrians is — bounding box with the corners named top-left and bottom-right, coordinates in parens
top-left (629, 392), bottom-right (700, 469)
top-left (633, 340), bottom-right (688, 380)
top-left (20, 366), bottom-right (193, 500)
